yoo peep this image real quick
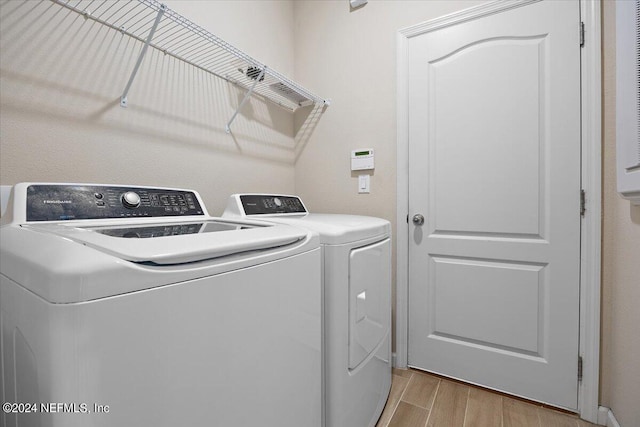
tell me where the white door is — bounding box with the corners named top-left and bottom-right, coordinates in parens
top-left (407, 0), bottom-right (581, 410)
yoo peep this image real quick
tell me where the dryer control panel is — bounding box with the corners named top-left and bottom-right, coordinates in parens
top-left (26, 184), bottom-right (205, 221)
top-left (239, 195), bottom-right (307, 215)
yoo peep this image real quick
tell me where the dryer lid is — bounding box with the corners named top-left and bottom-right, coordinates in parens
top-left (223, 194), bottom-right (390, 245)
top-left (276, 214), bottom-right (390, 245)
top-left (24, 219), bottom-right (306, 265)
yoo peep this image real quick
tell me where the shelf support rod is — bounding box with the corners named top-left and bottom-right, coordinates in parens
top-left (120, 3), bottom-right (167, 108)
top-left (225, 66), bottom-right (267, 133)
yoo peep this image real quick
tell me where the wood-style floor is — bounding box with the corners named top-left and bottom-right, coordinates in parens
top-left (376, 369), bottom-right (599, 427)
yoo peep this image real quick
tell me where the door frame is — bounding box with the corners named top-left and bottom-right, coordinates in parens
top-left (395, 0), bottom-right (602, 422)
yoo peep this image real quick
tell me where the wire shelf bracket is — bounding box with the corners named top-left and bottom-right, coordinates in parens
top-left (49, 0), bottom-right (330, 131)
top-left (120, 3), bottom-right (166, 108)
top-left (226, 66), bottom-right (266, 133)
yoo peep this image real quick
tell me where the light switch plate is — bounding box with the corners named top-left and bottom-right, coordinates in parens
top-left (358, 174), bottom-right (370, 194)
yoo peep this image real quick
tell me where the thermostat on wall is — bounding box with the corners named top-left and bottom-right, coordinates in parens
top-left (351, 148), bottom-right (374, 171)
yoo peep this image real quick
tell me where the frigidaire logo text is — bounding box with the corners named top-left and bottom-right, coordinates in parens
top-left (43, 200), bottom-right (72, 204)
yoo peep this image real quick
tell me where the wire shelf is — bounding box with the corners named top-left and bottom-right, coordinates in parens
top-left (51, 0), bottom-right (329, 131)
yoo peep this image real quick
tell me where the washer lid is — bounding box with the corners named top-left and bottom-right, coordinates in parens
top-left (1, 218), bottom-right (319, 303)
top-left (23, 219), bottom-right (305, 265)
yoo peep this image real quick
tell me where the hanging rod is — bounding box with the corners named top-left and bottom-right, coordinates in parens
top-left (50, 0), bottom-right (330, 131)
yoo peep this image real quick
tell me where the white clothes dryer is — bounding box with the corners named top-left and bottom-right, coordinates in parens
top-left (0, 183), bottom-right (322, 427)
top-left (224, 194), bottom-right (392, 427)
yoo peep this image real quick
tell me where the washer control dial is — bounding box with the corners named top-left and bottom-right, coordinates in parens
top-left (121, 191), bottom-right (141, 209)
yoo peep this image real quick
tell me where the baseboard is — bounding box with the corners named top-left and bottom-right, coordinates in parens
top-left (598, 406), bottom-right (622, 427)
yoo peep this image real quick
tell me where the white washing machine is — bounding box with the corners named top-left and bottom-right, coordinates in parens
top-left (0, 183), bottom-right (322, 427)
top-left (223, 194), bottom-right (391, 427)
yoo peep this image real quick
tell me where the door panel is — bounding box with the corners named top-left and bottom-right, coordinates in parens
top-left (431, 256), bottom-right (544, 354)
top-left (408, 0), bottom-right (580, 410)
top-left (430, 37), bottom-right (546, 237)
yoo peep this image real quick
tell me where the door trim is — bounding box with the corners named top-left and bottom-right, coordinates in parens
top-left (395, 0), bottom-right (601, 422)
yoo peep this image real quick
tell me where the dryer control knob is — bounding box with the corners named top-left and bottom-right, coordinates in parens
top-left (122, 191), bottom-right (141, 209)
top-left (273, 197), bottom-right (282, 207)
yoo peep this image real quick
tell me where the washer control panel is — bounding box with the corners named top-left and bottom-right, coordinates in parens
top-left (26, 184), bottom-right (205, 221)
top-left (239, 195), bottom-right (307, 215)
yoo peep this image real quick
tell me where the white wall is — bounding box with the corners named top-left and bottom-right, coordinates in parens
top-left (600, 2), bottom-right (640, 426)
top-left (0, 0), bottom-right (297, 215)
